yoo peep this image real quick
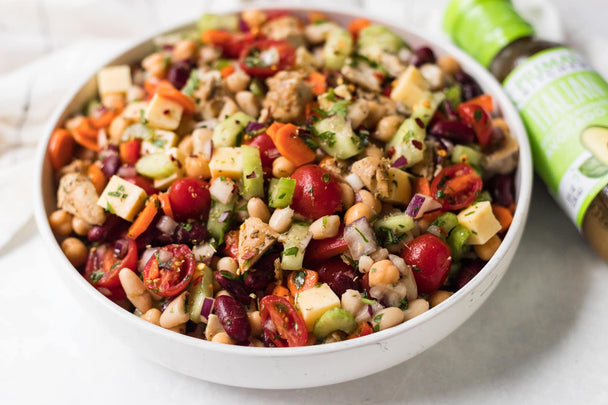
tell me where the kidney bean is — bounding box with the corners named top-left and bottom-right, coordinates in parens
top-left (315, 257), bottom-right (360, 297)
top-left (87, 214), bottom-right (127, 243)
top-left (101, 154), bottom-right (121, 178)
top-left (167, 60), bottom-right (194, 90)
top-left (214, 295), bottom-right (251, 343)
top-left (412, 46), bottom-right (436, 67)
top-left (455, 260), bottom-right (485, 290)
top-left (488, 174), bottom-right (515, 207)
top-left (430, 120), bottom-right (476, 143)
top-left (215, 271), bottom-right (252, 305)
top-left (174, 222), bottom-right (208, 245)
top-left (455, 70), bottom-right (482, 101)
top-left (243, 253), bottom-right (278, 291)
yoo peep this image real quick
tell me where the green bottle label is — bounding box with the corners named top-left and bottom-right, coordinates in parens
top-left (443, 0), bottom-right (534, 67)
top-left (503, 47), bottom-right (608, 227)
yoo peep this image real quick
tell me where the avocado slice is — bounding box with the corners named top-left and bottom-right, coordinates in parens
top-left (581, 126), bottom-right (608, 167)
top-left (313, 308), bottom-right (357, 338)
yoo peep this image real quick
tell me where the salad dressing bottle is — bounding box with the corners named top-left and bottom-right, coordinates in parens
top-left (444, 0), bottom-right (608, 263)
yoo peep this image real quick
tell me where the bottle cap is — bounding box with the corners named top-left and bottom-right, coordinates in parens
top-left (443, 0), bottom-right (535, 67)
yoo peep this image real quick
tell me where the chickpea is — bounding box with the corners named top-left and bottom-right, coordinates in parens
top-left (403, 298), bottom-right (430, 321)
top-left (61, 237), bottom-right (88, 267)
top-left (339, 182), bottom-right (355, 210)
top-left (108, 115), bottom-right (129, 144)
top-left (374, 115), bottom-right (403, 142)
top-left (272, 156), bottom-right (296, 178)
top-left (249, 338), bottom-right (264, 347)
top-left (356, 190), bottom-right (381, 215)
top-left (309, 215), bottom-right (340, 240)
top-left (212, 332), bottom-right (236, 345)
top-left (140, 308), bottom-right (161, 326)
top-left (437, 55), bottom-right (461, 76)
top-left (235, 91), bottom-right (259, 118)
top-left (248, 311), bottom-right (263, 337)
top-left (368, 260), bottom-right (400, 287)
top-left (372, 307), bottom-right (405, 331)
top-left (178, 135), bottom-right (194, 156)
top-left (429, 290), bottom-right (453, 308)
top-left (71, 216), bottom-right (91, 236)
top-left (474, 235), bottom-right (502, 261)
top-left (101, 92), bottom-right (125, 110)
top-left (184, 155), bottom-right (211, 178)
top-left (247, 197), bottom-right (270, 222)
top-left (49, 209), bottom-right (73, 236)
top-left (344, 202), bottom-right (373, 226)
top-left (225, 70), bottom-right (251, 93)
top-left (119, 267), bottom-right (153, 313)
top-left (142, 52), bottom-right (167, 78)
top-left (217, 257), bottom-right (238, 275)
top-left (172, 39), bottom-right (198, 62)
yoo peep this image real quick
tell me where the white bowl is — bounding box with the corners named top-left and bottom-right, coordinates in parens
top-left (33, 5), bottom-right (533, 389)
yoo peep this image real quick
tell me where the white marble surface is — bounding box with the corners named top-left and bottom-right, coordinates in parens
top-left (2, 0), bottom-right (608, 404)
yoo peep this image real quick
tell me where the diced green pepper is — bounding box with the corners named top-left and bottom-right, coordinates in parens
top-left (448, 224), bottom-right (470, 261)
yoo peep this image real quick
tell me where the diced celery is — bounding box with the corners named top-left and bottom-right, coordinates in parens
top-left (445, 85), bottom-right (462, 108)
top-left (197, 13), bottom-right (239, 33)
top-left (187, 263), bottom-right (214, 323)
top-left (281, 223), bottom-right (310, 270)
top-left (358, 25), bottom-right (407, 53)
top-left (212, 112), bottom-right (254, 147)
top-left (448, 224), bottom-right (470, 261)
top-left (207, 200), bottom-right (235, 245)
top-left (268, 178), bottom-right (296, 208)
top-left (135, 152), bottom-right (178, 179)
top-left (323, 27), bottom-right (353, 70)
top-left (312, 113), bottom-right (363, 159)
top-left (431, 212), bottom-right (459, 234)
top-left (374, 214), bottom-right (415, 236)
top-left (122, 123), bottom-right (154, 141)
top-left (241, 145), bottom-right (264, 199)
top-left (452, 144), bottom-right (483, 167)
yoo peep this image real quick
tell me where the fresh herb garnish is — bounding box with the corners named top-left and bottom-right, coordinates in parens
top-left (284, 246), bottom-right (299, 256)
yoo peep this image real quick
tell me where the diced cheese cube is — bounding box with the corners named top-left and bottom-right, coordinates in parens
top-left (97, 65), bottom-right (132, 96)
top-left (145, 94), bottom-right (183, 130)
top-left (295, 283), bottom-right (341, 331)
top-left (141, 130), bottom-right (178, 155)
top-left (209, 147), bottom-right (243, 180)
top-left (381, 167), bottom-right (412, 205)
top-left (122, 101), bottom-right (148, 121)
top-left (390, 65), bottom-right (430, 109)
top-left (97, 175), bottom-right (148, 221)
top-left (457, 201), bottom-right (502, 245)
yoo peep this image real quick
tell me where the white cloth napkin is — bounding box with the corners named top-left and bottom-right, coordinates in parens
top-left (0, 0), bottom-right (599, 249)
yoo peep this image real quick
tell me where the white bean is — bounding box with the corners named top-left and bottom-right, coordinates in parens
top-left (309, 215), bottom-right (340, 240)
top-left (217, 257), bottom-right (238, 274)
top-left (247, 198), bottom-right (270, 222)
top-left (269, 207), bottom-right (294, 233)
top-left (403, 298), bottom-right (429, 321)
top-left (205, 314), bottom-right (225, 341)
top-left (235, 91), bottom-right (259, 118)
top-left (119, 268), bottom-right (153, 313)
top-left (160, 291), bottom-right (189, 329)
top-left (140, 308), bottom-right (161, 326)
top-left (372, 307), bottom-right (405, 331)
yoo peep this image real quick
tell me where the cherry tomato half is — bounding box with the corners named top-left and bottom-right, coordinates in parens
top-left (119, 139), bottom-right (141, 165)
top-left (142, 244), bottom-right (195, 297)
top-left (260, 295), bottom-right (308, 347)
top-left (244, 132), bottom-right (279, 169)
top-left (457, 103), bottom-right (493, 150)
top-left (124, 175), bottom-right (158, 196)
top-left (220, 32), bottom-right (260, 59)
top-left (239, 40), bottom-right (295, 78)
top-left (222, 230), bottom-right (239, 260)
top-left (84, 237), bottom-right (138, 288)
top-left (168, 177), bottom-right (211, 221)
top-left (431, 163), bottom-right (482, 211)
top-left (401, 234), bottom-right (452, 294)
top-left (291, 164), bottom-right (342, 219)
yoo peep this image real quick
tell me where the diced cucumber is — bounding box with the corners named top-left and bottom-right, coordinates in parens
top-left (358, 25), bottom-right (407, 54)
top-left (197, 13), bottom-right (239, 33)
top-left (323, 27), bottom-right (353, 70)
top-left (475, 190), bottom-right (492, 203)
top-left (135, 152), bottom-right (178, 179)
top-left (281, 222), bottom-right (310, 270)
top-left (452, 144), bottom-right (482, 167)
top-left (313, 308), bottom-right (357, 338)
top-left (448, 224), bottom-right (470, 261)
top-left (187, 263), bottom-right (214, 323)
top-left (207, 200), bottom-right (235, 245)
top-left (122, 123), bottom-right (154, 141)
top-left (312, 113), bottom-right (363, 159)
top-left (431, 212), bottom-right (459, 234)
top-left (374, 214), bottom-right (415, 236)
top-left (212, 112), bottom-right (254, 147)
top-left (268, 178), bottom-right (296, 208)
top-left (241, 145), bottom-right (264, 199)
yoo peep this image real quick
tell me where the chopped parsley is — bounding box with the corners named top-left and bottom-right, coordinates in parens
top-left (88, 270), bottom-right (104, 284)
top-left (292, 270), bottom-right (307, 289)
top-left (283, 246), bottom-right (299, 256)
top-left (354, 226), bottom-right (369, 243)
top-left (182, 70), bottom-right (199, 97)
top-left (107, 185), bottom-right (128, 200)
top-left (322, 173), bottom-right (331, 183)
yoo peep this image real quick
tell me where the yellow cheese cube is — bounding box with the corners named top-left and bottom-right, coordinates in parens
top-left (390, 65), bottom-right (430, 109)
top-left (141, 130), bottom-right (178, 155)
top-left (457, 201), bottom-right (502, 245)
top-left (381, 168), bottom-right (412, 205)
top-left (122, 101), bottom-right (148, 121)
top-left (145, 94), bottom-right (183, 130)
top-left (209, 147), bottom-right (243, 180)
top-left (295, 283), bottom-right (341, 331)
top-left (97, 175), bottom-right (148, 221)
top-left (97, 65), bottom-right (132, 96)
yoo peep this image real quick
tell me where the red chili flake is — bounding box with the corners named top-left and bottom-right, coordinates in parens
top-left (386, 146), bottom-right (396, 158)
top-left (415, 118), bottom-right (425, 129)
top-left (412, 140), bottom-right (423, 150)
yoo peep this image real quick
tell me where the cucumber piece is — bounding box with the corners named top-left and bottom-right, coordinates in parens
top-left (358, 25), bottom-right (406, 54)
top-left (313, 308), bottom-right (357, 338)
top-left (312, 114), bottom-right (363, 159)
top-left (241, 145), bottom-right (264, 199)
top-left (197, 13), bottom-right (238, 33)
top-left (323, 27), bottom-right (353, 70)
top-left (448, 224), bottom-right (470, 261)
top-left (187, 263), bottom-right (214, 323)
top-left (122, 123), bottom-right (154, 141)
top-left (135, 152), bottom-right (178, 179)
top-left (281, 222), bottom-right (310, 270)
top-left (207, 200), bottom-right (235, 245)
top-left (431, 212), bottom-right (459, 234)
top-left (268, 178), bottom-right (296, 208)
top-left (374, 214), bottom-right (415, 236)
top-left (212, 112), bottom-right (254, 147)
top-left (444, 85), bottom-right (462, 108)
top-left (452, 144), bottom-right (482, 167)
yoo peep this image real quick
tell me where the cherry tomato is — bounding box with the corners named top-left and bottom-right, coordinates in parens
top-left (221, 32), bottom-right (260, 58)
top-left (84, 237), bottom-right (138, 288)
top-left (304, 224), bottom-right (348, 264)
top-left (314, 257), bottom-right (360, 296)
top-left (291, 164), bottom-right (342, 219)
top-left (124, 175), bottom-right (158, 196)
top-left (244, 133), bottom-right (278, 169)
top-left (347, 322), bottom-right (373, 340)
top-left (119, 139), bottom-right (141, 165)
top-left (168, 177), bottom-right (211, 221)
top-left (259, 295), bottom-right (308, 347)
top-left (401, 234), bottom-right (452, 294)
top-left (222, 230), bottom-right (239, 260)
top-left (142, 244), bottom-right (195, 297)
top-left (457, 103), bottom-right (493, 150)
top-left (239, 40), bottom-right (295, 78)
top-left (431, 163), bottom-right (482, 211)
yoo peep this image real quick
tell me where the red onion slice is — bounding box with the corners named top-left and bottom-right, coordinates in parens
top-left (391, 156), bottom-right (408, 168)
top-left (345, 173), bottom-right (364, 192)
top-left (344, 217), bottom-right (377, 260)
top-left (192, 243), bottom-right (216, 264)
top-left (156, 215), bottom-right (178, 235)
top-left (203, 139), bottom-right (214, 160)
top-left (200, 297), bottom-right (215, 323)
top-left (138, 248), bottom-right (158, 273)
top-left (405, 193), bottom-right (442, 219)
top-left (209, 177), bottom-right (236, 204)
top-left (218, 210), bottom-right (231, 223)
top-left (117, 165), bottom-right (137, 178)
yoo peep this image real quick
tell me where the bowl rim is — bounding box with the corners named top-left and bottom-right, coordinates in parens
top-left (33, 2), bottom-right (533, 358)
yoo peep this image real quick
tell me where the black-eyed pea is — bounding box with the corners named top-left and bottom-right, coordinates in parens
top-left (339, 182), bottom-right (355, 210)
top-left (184, 155), bottom-right (211, 178)
top-left (248, 311), bottom-right (263, 337)
top-left (437, 55), bottom-right (461, 76)
top-left (61, 237), bottom-right (88, 267)
top-left (368, 260), bottom-right (400, 287)
top-left (217, 257), bottom-right (238, 275)
top-left (172, 39), bottom-right (198, 62)
top-left (344, 202), bottom-right (373, 226)
top-left (119, 268), bottom-right (153, 313)
top-left (247, 197), bottom-right (270, 222)
top-left (372, 307), bottom-right (405, 331)
top-left (205, 314), bottom-right (225, 341)
top-left (71, 216), bottom-right (92, 236)
top-left (309, 215), bottom-right (340, 240)
top-left (403, 298), bottom-right (429, 321)
top-left (212, 331), bottom-right (236, 345)
top-left (140, 308), bottom-right (161, 326)
top-left (474, 235), bottom-right (501, 261)
top-left (356, 190), bottom-right (381, 215)
top-left (160, 291), bottom-right (189, 329)
top-left (272, 156), bottom-right (296, 178)
top-left (49, 209), bottom-right (73, 236)
top-left (429, 290), bottom-right (453, 308)
top-left (269, 207), bottom-right (294, 233)
top-left (142, 52), bottom-right (167, 78)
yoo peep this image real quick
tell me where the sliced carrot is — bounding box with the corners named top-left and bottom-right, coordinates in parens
top-left (271, 123), bottom-right (316, 167)
top-left (305, 101), bottom-right (320, 120)
top-left (419, 210), bottom-right (444, 232)
top-left (287, 270), bottom-right (319, 296)
top-left (220, 64), bottom-right (235, 78)
top-left (72, 128), bottom-right (99, 152)
top-left (492, 204), bottom-right (513, 233)
top-left (305, 72), bottom-right (327, 96)
top-left (265, 121), bottom-right (286, 139)
top-left (87, 162), bottom-right (107, 195)
top-left (90, 109), bottom-right (117, 129)
top-left (48, 129), bottom-right (75, 170)
top-left (272, 285), bottom-right (293, 305)
top-left (508, 202), bottom-right (516, 215)
top-left (347, 322), bottom-right (373, 340)
top-left (308, 11), bottom-right (328, 24)
top-left (413, 177), bottom-right (431, 197)
top-left (158, 192), bottom-right (174, 219)
top-left (73, 117), bottom-right (99, 139)
top-left (144, 76), bottom-right (161, 96)
top-left (348, 18), bottom-right (371, 37)
top-left (200, 29), bottom-right (233, 47)
top-left (156, 80), bottom-right (196, 115)
top-left (462, 94), bottom-right (493, 113)
top-left (128, 195), bottom-right (160, 239)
